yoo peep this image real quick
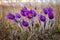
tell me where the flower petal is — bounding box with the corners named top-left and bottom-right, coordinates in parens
top-left (48, 12), bottom-right (54, 19)
top-left (21, 6), bottom-right (28, 16)
top-left (21, 20), bottom-right (29, 27)
top-left (15, 13), bottom-right (21, 18)
top-left (39, 15), bottom-right (46, 22)
top-left (7, 12), bottom-right (15, 20)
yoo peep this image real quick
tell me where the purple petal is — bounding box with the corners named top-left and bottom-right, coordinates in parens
top-left (25, 9), bottom-right (37, 19)
top-left (21, 20), bottom-right (29, 27)
top-left (48, 7), bottom-right (53, 12)
top-left (15, 13), bottom-right (21, 18)
top-left (39, 15), bottom-right (46, 22)
top-left (30, 9), bottom-right (37, 17)
top-left (25, 11), bottom-right (33, 19)
top-left (48, 12), bottom-right (54, 19)
top-left (43, 7), bottom-right (53, 14)
top-left (43, 7), bottom-right (48, 14)
top-left (20, 6), bottom-right (28, 16)
top-left (7, 12), bottom-right (15, 20)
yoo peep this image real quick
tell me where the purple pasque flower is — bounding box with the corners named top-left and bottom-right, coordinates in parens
top-left (38, 14), bottom-right (46, 30)
top-left (21, 6), bottom-right (28, 16)
top-left (39, 15), bottom-right (46, 22)
top-left (48, 12), bottom-right (54, 19)
top-left (25, 9), bottom-right (37, 19)
top-left (43, 7), bottom-right (53, 14)
top-left (48, 12), bottom-right (54, 27)
top-left (15, 13), bottom-right (21, 18)
top-left (21, 20), bottom-right (29, 27)
top-left (30, 9), bottom-right (37, 17)
top-left (43, 7), bottom-right (48, 14)
top-left (7, 12), bottom-right (15, 20)
top-left (48, 7), bottom-right (53, 12)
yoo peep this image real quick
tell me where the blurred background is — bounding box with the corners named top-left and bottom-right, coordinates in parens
top-left (0, 0), bottom-right (60, 40)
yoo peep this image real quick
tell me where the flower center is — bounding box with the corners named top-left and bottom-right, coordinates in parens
top-left (28, 13), bottom-right (32, 17)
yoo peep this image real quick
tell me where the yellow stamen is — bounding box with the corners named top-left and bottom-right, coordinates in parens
top-left (28, 13), bottom-right (32, 17)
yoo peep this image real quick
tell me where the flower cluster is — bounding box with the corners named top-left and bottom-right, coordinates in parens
top-left (42, 7), bottom-right (54, 28)
top-left (7, 6), bottom-right (54, 32)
